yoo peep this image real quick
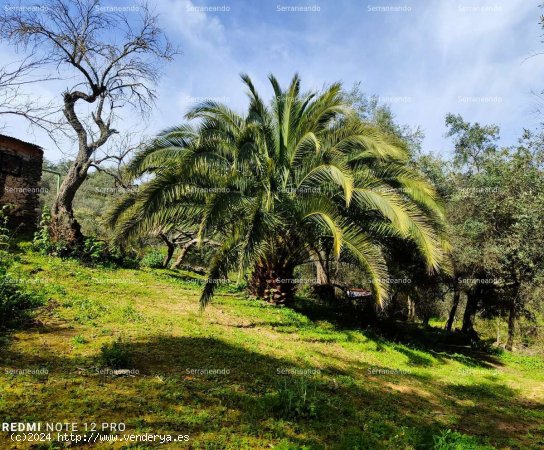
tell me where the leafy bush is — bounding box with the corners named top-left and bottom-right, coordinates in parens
top-left (141, 249), bottom-right (165, 268)
top-left (99, 340), bottom-right (132, 369)
top-left (223, 280), bottom-right (247, 294)
top-left (33, 211), bottom-right (139, 268)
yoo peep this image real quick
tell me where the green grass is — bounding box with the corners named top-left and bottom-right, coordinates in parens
top-left (0, 251), bottom-right (543, 449)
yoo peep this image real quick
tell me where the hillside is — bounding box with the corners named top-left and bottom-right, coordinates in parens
top-left (1, 252), bottom-right (543, 449)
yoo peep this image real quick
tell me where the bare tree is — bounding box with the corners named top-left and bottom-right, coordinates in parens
top-left (0, 0), bottom-right (176, 247)
top-left (0, 56), bottom-right (62, 137)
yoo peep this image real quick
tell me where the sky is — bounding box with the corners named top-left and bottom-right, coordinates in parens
top-left (0, 0), bottom-right (543, 162)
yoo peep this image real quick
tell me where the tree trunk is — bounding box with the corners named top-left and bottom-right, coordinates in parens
top-left (407, 295), bottom-right (415, 321)
top-left (495, 315), bottom-right (501, 346)
top-left (49, 92), bottom-right (104, 249)
top-left (172, 239), bottom-right (198, 269)
top-left (506, 286), bottom-right (519, 351)
top-left (315, 258), bottom-right (328, 285)
top-left (159, 233), bottom-right (175, 268)
top-left (311, 250), bottom-right (335, 301)
top-left (462, 288), bottom-right (479, 338)
top-left (248, 259), bottom-right (296, 306)
top-left (49, 156), bottom-right (89, 248)
top-left (446, 282), bottom-right (461, 332)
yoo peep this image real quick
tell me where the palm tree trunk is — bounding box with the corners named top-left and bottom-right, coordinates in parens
top-left (249, 259), bottom-right (297, 306)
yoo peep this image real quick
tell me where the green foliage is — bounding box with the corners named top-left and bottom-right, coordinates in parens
top-left (344, 82), bottom-right (425, 156)
top-left (0, 208), bottom-right (45, 329)
top-left (0, 273), bottom-right (45, 330)
top-left (99, 339), bottom-right (132, 369)
top-left (432, 429), bottom-right (495, 450)
top-left (141, 249), bottom-right (165, 268)
top-left (33, 211), bottom-right (139, 268)
top-left (108, 74), bottom-right (449, 309)
top-left (1, 250), bottom-right (542, 449)
top-left (274, 378), bottom-right (319, 419)
top-left (33, 209), bottom-right (67, 255)
top-left (71, 335), bottom-right (87, 345)
top-left (40, 160), bottom-right (130, 239)
top-left (0, 206), bottom-right (10, 249)
top-left (445, 113), bottom-right (499, 172)
top-left (81, 237), bottom-right (108, 263)
top-left (73, 297), bottom-right (107, 324)
top-left (119, 304), bottom-right (143, 323)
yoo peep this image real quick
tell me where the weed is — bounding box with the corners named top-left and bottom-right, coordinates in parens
top-left (99, 339), bottom-right (133, 369)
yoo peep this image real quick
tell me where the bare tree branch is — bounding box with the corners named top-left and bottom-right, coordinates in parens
top-left (0, 0), bottom-right (178, 245)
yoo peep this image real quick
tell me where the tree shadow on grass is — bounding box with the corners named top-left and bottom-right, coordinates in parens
top-left (291, 297), bottom-right (503, 370)
top-left (1, 335), bottom-right (542, 449)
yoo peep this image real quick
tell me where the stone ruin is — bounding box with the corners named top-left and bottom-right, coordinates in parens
top-left (0, 134), bottom-right (44, 233)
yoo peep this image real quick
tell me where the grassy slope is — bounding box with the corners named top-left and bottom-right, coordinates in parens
top-left (1, 252), bottom-right (543, 450)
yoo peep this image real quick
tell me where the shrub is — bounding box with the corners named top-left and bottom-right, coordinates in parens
top-left (99, 340), bottom-right (132, 369)
top-left (141, 249), bottom-right (165, 268)
top-left (33, 211), bottom-right (139, 268)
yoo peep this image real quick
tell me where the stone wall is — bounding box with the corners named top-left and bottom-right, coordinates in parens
top-left (0, 136), bottom-right (44, 234)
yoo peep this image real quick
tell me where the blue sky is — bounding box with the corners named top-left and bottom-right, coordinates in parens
top-left (1, 0), bottom-right (543, 162)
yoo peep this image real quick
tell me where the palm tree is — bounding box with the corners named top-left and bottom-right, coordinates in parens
top-left (106, 74), bottom-right (449, 308)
